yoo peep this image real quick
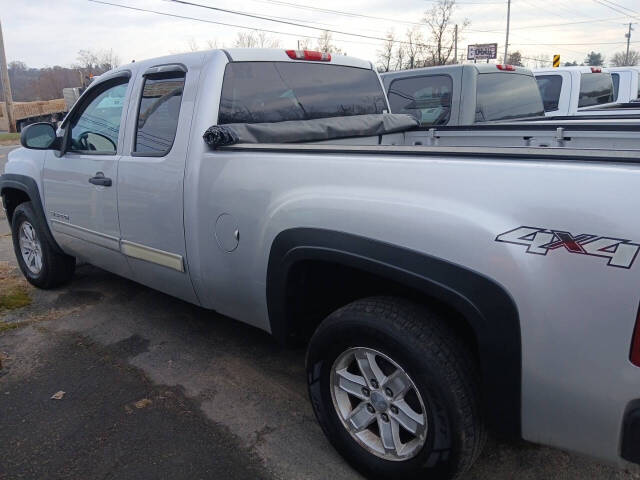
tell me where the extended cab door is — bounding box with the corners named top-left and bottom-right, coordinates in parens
top-left (116, 64), bottom-right (199, 304)
top-left (43, 73), bottom-right (132, 276)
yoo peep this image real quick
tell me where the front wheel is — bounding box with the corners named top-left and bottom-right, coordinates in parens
top-left (11, 202), bottom-right (75, 289)
top-left (306, 297), bottom-right (485, 480)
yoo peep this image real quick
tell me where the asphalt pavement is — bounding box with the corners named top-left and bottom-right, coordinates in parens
top-left (0, 143), bottom-right (639, 479)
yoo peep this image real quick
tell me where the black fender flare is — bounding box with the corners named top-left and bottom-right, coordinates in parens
top-left (0, 173), bottom-right (64, 255)
top-left (267, 228), bottom-right (521, 438)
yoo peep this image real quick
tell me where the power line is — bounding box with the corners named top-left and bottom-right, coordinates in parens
top-left (597, 0), bottom-right (640, 16)
top-left (89, 0), bottom-right (639, 56)
top-left (88, 0), bottom-right (433, 48)
top-left (592, 0), bottom-right (640, 19)
top-left (163, 0), bottom-right (428, 44)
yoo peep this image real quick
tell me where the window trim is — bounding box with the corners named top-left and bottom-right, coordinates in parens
top-left (64, 74), bottom-right (131, 156)
top-left (386, 73), bottom-right (454, 126)
top-left (131, 69), bottom-right (187, 158)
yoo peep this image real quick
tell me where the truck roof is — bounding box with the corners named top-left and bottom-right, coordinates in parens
top-left (381, 63), bottom-right (534, 80)
top-left (108, 48), bottom-right (374, 79)
top-left (605, 66), bottom-right (640, 73)
top-left (533, 66), bottom-right (607, 75)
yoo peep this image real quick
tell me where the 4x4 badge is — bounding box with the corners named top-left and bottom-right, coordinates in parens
top-left (496, 226), bottom-right (640, 269)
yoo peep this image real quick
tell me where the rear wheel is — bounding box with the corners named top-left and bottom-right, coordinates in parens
top-left (306, 297), bottom-right (485, 479)
top-left (11, 202), bottom-right (75, 288)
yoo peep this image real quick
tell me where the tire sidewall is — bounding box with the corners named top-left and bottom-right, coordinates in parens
top-left (308, 312), bottom-right (463, 479)
top-left (11, 203), bottom-right (52, 287)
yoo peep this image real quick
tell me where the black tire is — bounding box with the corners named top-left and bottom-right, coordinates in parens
top-left (306, 297), bottom-right (485, 480)
top-left (11, 202), bottom-right (75, 289)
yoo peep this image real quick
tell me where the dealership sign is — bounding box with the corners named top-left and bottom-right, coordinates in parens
top-left (467, 43), bottom-right (498, 60)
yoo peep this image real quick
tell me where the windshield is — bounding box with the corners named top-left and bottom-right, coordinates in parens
top-left (476, 73), bottom-right (544, 121)
top-left (218, 62), bottom-right (388, 124)
top-left (578, 73), bottom-right (614, 107)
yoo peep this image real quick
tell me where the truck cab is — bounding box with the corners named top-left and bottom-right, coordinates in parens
top-left (533, 66), bottom-right (616, 116)
top-left (381, 63), bottom-right (544, 126)
top-left (606, 66), bottom-right (640, 103)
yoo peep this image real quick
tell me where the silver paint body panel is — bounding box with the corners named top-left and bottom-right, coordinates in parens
top-left (4, 48), bottom-right (640, 468)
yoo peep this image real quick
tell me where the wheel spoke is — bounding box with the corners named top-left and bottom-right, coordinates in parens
top-left (378, 416), bottom-right (401, 454)
top-left (382, 369), bottom-right (412, 399)
top-left (347, 402), bottom-right (376, 432)
top-left (34, 251), bottom-right (42, 272)
top-left (391, 398), bottom-right (425, 435)
top-left (336, 368), bottom-right (368, 400)
top-left (24, 225), bottom-right (34, 241)
top-left (355, 350), bottom-right (386, 387)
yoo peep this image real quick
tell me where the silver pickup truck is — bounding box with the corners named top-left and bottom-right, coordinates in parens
top-left (2, 48), bottom-right (640, 480)
top-left (382, 63), bottom-right (545, 126)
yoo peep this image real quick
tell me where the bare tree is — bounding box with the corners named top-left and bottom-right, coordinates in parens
top-left (75, 48), bottom-right (120, 73)
top-left (393, 42), bottom-right (406, 71)
top-left (206, 39), bottom-right (222, 49)
top-left (234, 30), bottom-right (280, 48)
top-left (376, 31), bottom-right (396, 72)
top-left (296, 38), bottom-right (313, 50)
top-left (611, 50), bottom-right (640, 66)
top-left (316, 30), bottom-right (345, 55)
top-left (404, 27), bottom-right (425, 69)
top-left (423, 0), bottom-right (467, 66)
top-left (186, 38), bottom-right (200, 52)
top-left (525, 53), bottom-right (552, 69)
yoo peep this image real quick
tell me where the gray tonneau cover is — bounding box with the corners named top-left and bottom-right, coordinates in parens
top-left (203, 113), bottom-right (418, 147)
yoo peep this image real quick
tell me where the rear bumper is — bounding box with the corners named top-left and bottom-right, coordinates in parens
top-left (622, 400), bottom-right (640, 465)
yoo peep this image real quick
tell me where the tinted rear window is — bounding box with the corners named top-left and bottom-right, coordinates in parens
top-left (387, 74), bottom-right (453, 126)
top-left (535, 74), bottom-right (562, 112)
top-left (578, 73), bottom-right (614, 107)
top-left (612, 73), bottom-right (620, 101)
top-left (476, 73), bottom-right (544, 121)
top-left (218, 62), bottom-right (387, 124)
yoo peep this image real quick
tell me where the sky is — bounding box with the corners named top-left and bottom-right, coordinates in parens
top-left (2, 0), bottom-right (640, 69)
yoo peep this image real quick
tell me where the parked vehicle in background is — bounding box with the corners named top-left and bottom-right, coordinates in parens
top-left (381, 64), bottom-right (545, 126)
top-left (0, 99), bottom-right (68, 132)
top-left (2, 48), bottom-right (640, 479)
top-left (381, 64), bottom-right (544, 126)
top-left (607, 66), bottom-right (640, 103)
top-left (62, 87), bottom-right (85, 112)
top-left (533, 66), bottom-right (640, 117)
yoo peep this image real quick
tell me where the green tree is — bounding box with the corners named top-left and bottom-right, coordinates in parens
top-left (506, 51), bottom-right (523, 66)
top-left (584, 51), bottom-right (604, 66)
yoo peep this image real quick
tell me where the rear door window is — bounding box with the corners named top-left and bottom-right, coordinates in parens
top-left (218, 62), bottom-right (387, 124)
top-left (134, 73), bottom-right (185, 155)
top-left (578, 73), bottom-right (614, 107)
top-left (535, 74), bottom-right (562, 112)
top-left (387, 75), bottom-right (452, 126)
top-left (611, 73), bottom-right (620, 101)
top-left (476, 73), bottom-right (544, 121)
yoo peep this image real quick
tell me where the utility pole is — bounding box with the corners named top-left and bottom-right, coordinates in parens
top-left (0, 19), bottom-right (16, 133)
top-left (454, 24), bottom-right (458, 64)
top-left (504, 0), bottom-right (511, 64)
top-left (625, 23), bottom-right (634, 65)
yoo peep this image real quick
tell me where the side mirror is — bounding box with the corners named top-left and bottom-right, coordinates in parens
top-left (20, 122), bottom-right (60, 150)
